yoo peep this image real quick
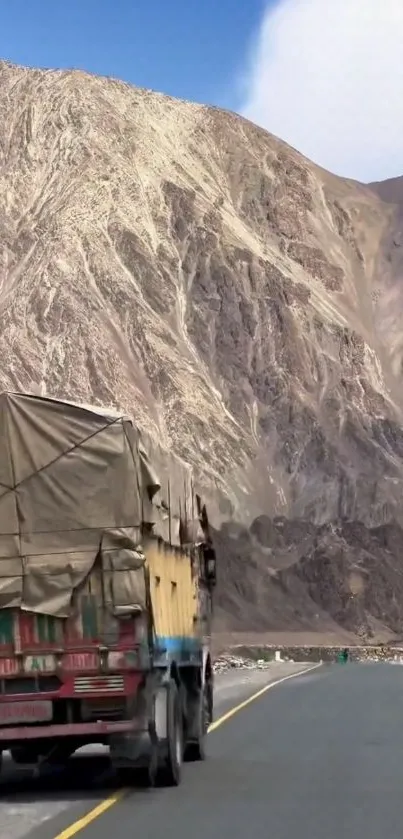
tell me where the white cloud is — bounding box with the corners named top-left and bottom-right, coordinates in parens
top-left (241, 0), bottom-right (403, 182)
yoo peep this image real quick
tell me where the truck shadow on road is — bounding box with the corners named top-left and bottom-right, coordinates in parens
top-left (0, 752), bottom-right (122, 802)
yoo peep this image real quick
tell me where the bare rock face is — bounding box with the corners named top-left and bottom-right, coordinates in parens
top-left (1, 60), bottom-right (403, 635)
top-left (213, 516), bottom-right (403, 641)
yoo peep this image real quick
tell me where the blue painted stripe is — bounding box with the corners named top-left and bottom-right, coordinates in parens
top-left (154, 635), bottom-right (202, 657)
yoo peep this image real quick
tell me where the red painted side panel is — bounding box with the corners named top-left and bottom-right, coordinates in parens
top-left (0, 671), bottom-right (142, 703)
top-left (0, 719), bottom-right (144, 742)
top-left (0, 604), bottom-right (145, 710)
top-left (0, 600), bottom-right (137, 655)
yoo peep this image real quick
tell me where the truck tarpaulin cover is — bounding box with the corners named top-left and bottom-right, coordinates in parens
top-left (0, 392), bottom-right (204, 619)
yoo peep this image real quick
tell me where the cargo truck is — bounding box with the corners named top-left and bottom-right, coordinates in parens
top-left (0, 392), bottom-right (217, 786)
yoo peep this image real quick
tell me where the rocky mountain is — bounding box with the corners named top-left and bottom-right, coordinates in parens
top-left (1, 60), bottom-right (403, 638)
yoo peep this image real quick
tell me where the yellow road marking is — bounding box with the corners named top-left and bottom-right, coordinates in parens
top-left (53, 662), bottom-right (321, 838)
top-left (208, 662), bottom-right (322, 732)
top-left (53, 791), bottom-right (126, 839)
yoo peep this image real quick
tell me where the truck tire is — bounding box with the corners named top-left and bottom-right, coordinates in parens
top-left (184, 681), bottom-right (210, 762)
top-left (156, 678), bottom-right (183, 787)
top-left (117, 762), bottom-right (157, 789)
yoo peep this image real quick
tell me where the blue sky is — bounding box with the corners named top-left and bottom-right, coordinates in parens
top-left (2, 0), bottom-right (398, 180)
top-left (0, 0), bottom-right (271, 111)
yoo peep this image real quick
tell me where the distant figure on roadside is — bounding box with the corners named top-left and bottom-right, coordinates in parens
top-left (342, 648), bottom-right (349, 663)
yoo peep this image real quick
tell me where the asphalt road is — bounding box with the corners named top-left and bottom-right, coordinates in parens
top-left (0, 662), bottom-right (312, 839)
top-left (4, 662), bottom-right (403, 839)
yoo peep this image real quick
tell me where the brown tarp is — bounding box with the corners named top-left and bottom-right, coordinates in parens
top-left (139, 430), bottom-right (204, 545)
top-left (0, 392), bottom-right (207, 618)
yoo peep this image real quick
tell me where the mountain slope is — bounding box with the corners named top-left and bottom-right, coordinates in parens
top-left (1, 60), bottom-right (403, 636)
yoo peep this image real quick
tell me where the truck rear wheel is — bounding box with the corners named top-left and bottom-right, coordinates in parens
top-left (156, 678), bottom-right (183, 787)
top-left (184, 681), bottom-right (210, 762)
top-left (117, 762), bottom-right (157, 789)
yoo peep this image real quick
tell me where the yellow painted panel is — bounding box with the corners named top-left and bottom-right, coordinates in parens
top-left (145, 540), bottom-right (197, 640)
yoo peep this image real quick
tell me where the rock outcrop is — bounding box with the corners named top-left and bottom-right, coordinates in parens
top-left (1, 60), bottom-right (403, 635)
